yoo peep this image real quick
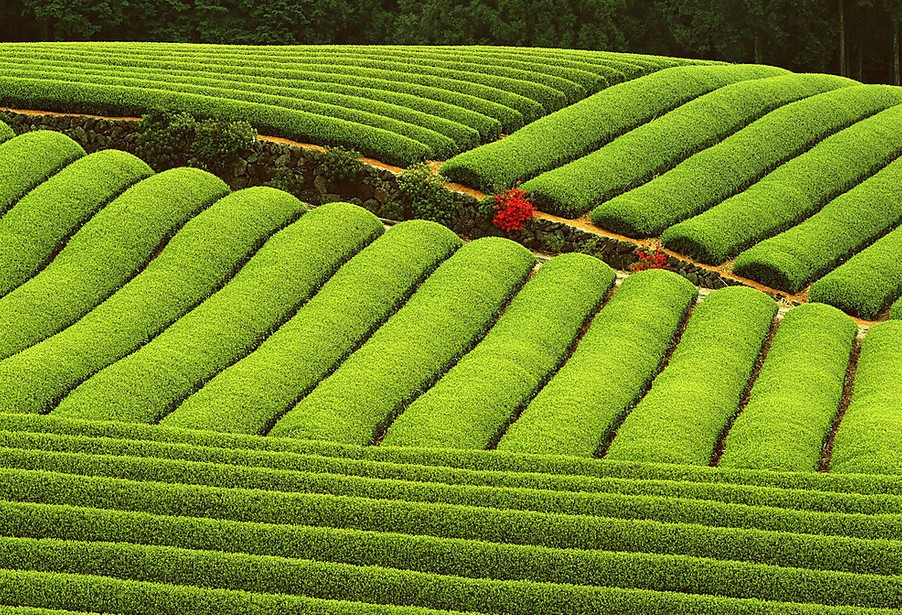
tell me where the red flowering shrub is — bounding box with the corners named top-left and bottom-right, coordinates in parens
top-left (491, 188), bottom-right (534, 233)
top-left (630, 244), bottom-right (669, 272)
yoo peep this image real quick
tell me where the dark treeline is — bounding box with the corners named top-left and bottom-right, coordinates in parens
top-left (1, 0), bottom-right (901, 85)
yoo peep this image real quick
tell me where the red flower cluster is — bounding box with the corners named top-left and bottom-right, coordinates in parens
top-left (491, 188), bottom-right (534, 233)
top-left (630, 245), bottom-right (669, 272)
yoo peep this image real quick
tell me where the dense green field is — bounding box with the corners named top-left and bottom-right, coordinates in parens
top-left (1, 43), bottom-right (902, 614)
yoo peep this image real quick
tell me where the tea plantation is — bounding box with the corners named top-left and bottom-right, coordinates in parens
top-left (0, 44), bottom-right (901, 614)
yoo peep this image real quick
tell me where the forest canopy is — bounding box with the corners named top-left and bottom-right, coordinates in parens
top-left (1, 0), bottom-right (900, 85)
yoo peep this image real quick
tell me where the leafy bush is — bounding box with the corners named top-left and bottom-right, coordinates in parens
top-left (489, 187), bottom-right (534, 232)
top-left (0, 168), bottom-right (229, 362)
top-left (382, 253), bottom-right (615, 450)
top-left (0, 131), bottom-right (85, 216)
top-left (136, 110), bottom-right (255, 175)
top-left (498, 269), bottom-right (698, 457)
top-left (316, 146), bottom-right (364, 183)
top-left (606, 285), bottom-right (777, 466)
top-left (54, 203), bottom-right (383, 424)
top-left (0, 149), bottom-right (152, 298)
top-left (395, 163), bottom-right (459, 227)
top-left (630, 244), bottom-right (668, 271)
top-left (0, 187), bottom-right (304, 415)
top-left (719, 303), bottom-right (857, 472)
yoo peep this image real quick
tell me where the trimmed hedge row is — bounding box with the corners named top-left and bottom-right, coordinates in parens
top-left (0, 131), bottom-right (84, 217)
top-left (0, 187), bottom-right (305, 414)
top-left (7, 46), bottom-right (542, 132)
top-left (0, 63), bottom-right (472, 157)
top-left (0, 76), bottom-right (432, 166)
top-left (4, 567), bottom-right (897, 615)
top-left (808, 223), bottom-right (902, 319)
top-left (590, 85), bottom-right (902, 237)
top-left (497, 269), bottom-right (698, 457)
top-left (1, 468), bottom-right (901, 576)
top-left (0, 149), bottom-right (153, 298)
top-left (893, 295), bottom-right (902, 319)
top-left (269, 238), bottom-right (536, 444)
top-left (733, 155), bottom-right (902, 293)
top-left (662, 104), bottom-right (902, 264)
top-left (525, 73), bottom-right (853, 218)
top-left (382, 253), bottom-right (615, 450)
top-left (0, 168), bottom-right (228, 361)
top-left (163, 220), bottom-right (461, 434)
top-left (6, 409), bottom-right (902, 497)
top-left (41, 44), bottom-right (564, 117)
top-left (440, 64), bottom-right (787, 193)
top-left (606, 286), bottom-right (777, 466)
top-left (831, 321), bottom-right (902, 475)
top-left (52, 202), bottom-right (382, 424)
top-left (2, 502), bottom-right (899, 611)
top-left (0, 536), bottom-right (899, 614)
top-left (4, 428), bottom-right (902, 517)
top-left (8, 446), bottom-right (902, 543)
top-left (719, 303), bottom-right (857, 472)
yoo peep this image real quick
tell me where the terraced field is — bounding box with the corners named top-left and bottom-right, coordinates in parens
top-left (2, 45), bottom-right (902, 613)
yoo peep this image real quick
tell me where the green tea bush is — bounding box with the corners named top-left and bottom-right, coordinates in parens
top-left (831, 321), bottom-right (902, 475)
top-left (807, 224), bottom-right (902, 319)
top-left (382, 253), bottom-right (615, 450)
top-left (53, 203), bottom-right (382, 424)
top-left (163, 220), bottom-right (461, 434)
top-left (733, 155), bottom-right (902, 293)
top-left (441, 64), bottom-right (787, 193)
top-left (0, 187), bottom-right (304, 414)
top-left (590, 84), bottom-right (902, 237)
top-left (0, 131), bottom-right (85, 216)
top-left (0, 168), bottom-right (229, 361)
top-left (270, 238), bottom-right (535, 444)
top-left (0, 150), bottom-right (153, 298)
top-left (0, 119), bottom-right (13, 143)
top-left (606, 286), bottom-right (777, 465)
top-left (719, 303), bottom-right (857, 472)
top-left (525, 73), bottom-right (852, 218)
top-left (317, 146), bottom-right (365, 183)
top-left (662, 104), bottom-right (902, 264)
top-left (498, 269), bottom-right (698, 457)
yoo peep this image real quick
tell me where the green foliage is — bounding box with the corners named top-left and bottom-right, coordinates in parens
top-left (0, 119), bottom-right (13, 143)
top-left (719, 303), bottom-right (857, 472)
top-left (316, 146), bottom-right (365, 183)
top-left (53, 203), bottom-right (382, 424)
top-left (662, 104), bottom-right (902, 264)
top-left (606, 286), bottom-right (777, 466)
top-left (808, 223), bottom-right (902, 319)
top-left (395, 163), bottom-right (459, 227)
top-left (136, 110), bottom-right (255, 175)
top-left (0, 149), bottom-right (152, 298)
top-left (382, 253), bottom-right (616, 450)
top-left (163, 220), bottom-right (462, 434)
top-left (893, 295), bottom-right (902, 319)
top-left (0, 168), bottom-right (229, 362)
top-left (498, 269), bottom-right (698, 457)
top-left (592, 85), bottom-right (902, 237)
top-left (525, 73), bottom-right (853, 218)
top-left (440, 64), bottom-right (785, 194)
top-left (831, 321), bottom-right (902, 475)
top-left (269, 238), bottom-right (536, 444)
top-left (733, 155), bottom-right (902, 293)
top-left (0, 130), bottom-right (84, 216)
top-left (0, 187), bottom-right (306, 415)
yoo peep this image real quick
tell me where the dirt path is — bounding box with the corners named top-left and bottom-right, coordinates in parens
top-left (1, 107), bottom-right (885, 326)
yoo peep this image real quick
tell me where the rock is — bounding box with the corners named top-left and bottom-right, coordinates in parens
top-left (314, 174), bottom-right (330, 194)
top-left (229, 157), bottom-right (248, 177)
top-left (71, 125), bottom-right (89, 144)
top-left (363, 199), bottom-right (380, 212)
top-left (275, 153), bottom-right (291, 167)
top-left (322, 194), bottom-right (343, 204)
top-left (374, 188), bottom-right (391, 204)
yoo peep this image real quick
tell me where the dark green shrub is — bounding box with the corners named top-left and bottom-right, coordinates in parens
top-left (396, 163), bottom-right (459, 227)
top-left (317, 146), bottom-right (365, 183)
top-left (136, 111), bottom-right (255, 175)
